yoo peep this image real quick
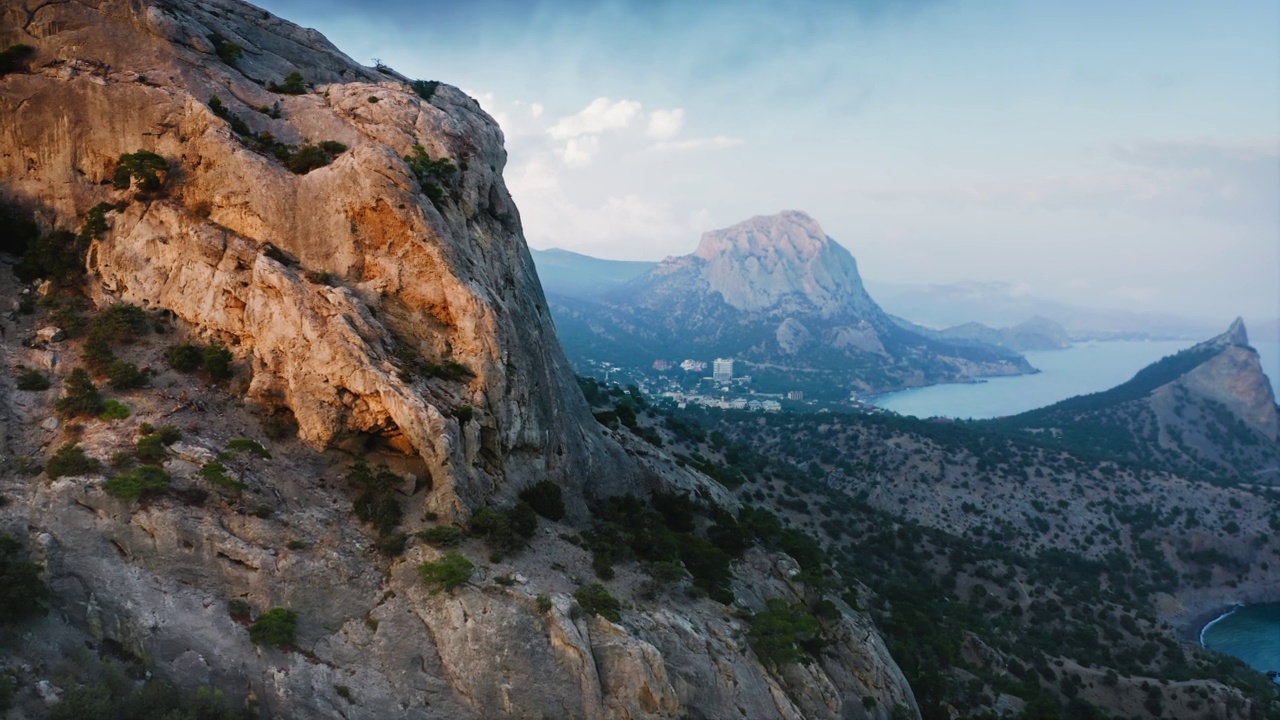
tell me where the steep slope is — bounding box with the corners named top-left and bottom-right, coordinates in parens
top-left (0, 0), bottom-right (645, 518)
top-left (0, 1), bottom-right (919, 718)
top-left (551, 211), bottom-right (1032, 399)
top-left (989, 318), bottom-right (1280, 482)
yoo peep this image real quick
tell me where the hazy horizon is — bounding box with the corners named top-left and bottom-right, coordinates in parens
top-left (254, 0), bottom-right (1279, 323)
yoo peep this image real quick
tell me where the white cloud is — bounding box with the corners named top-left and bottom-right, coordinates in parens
top-left (530, 102), bottom-right (544, 118)
top-left (547, 98), bottom-right (643, 140)
top-left (648, 136), bottom-right (745, 153)
top-left (646, 108), bottom-right (685, 140)
top-left (561, 136), bottom-right (600, 167)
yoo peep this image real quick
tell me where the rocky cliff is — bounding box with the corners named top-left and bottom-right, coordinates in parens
top-left (992, 318), bottom-right (1280, 483)
top-left (0, 0), bottom-right (918, 717)
top-left (0, 0), bottom-right (644, 518)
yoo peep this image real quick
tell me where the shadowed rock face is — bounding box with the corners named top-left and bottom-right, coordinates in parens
top-left (0, 0), bottom-right (642, 518)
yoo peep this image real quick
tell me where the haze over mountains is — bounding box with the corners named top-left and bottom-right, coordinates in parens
top-left (541, 211), bottom-right (1033, 398)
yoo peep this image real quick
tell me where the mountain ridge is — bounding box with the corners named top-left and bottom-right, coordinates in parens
top-left (548, 210), bottom-right (1033, 398)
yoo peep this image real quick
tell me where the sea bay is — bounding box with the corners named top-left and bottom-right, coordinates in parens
top-left (873, 340), bottom-right (1280, 420)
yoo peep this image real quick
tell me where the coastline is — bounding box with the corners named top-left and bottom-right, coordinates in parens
top-left (1186, 604), bottom-right (1243, 645)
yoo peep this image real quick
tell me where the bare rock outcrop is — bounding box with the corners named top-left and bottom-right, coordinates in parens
top-left (0, 1), bottom-right (920, 718)
top-left (0, 0), bottom-right (641, 517)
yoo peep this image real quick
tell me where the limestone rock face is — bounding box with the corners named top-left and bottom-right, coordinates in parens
top-left (692, 211), bottom-right (880, 318)
top-left (0, 0), bottom-right (640, 517)
top-left (0, 2), bottom-right (921, 718)
top-left (1163, 318), bottom-right (1279, 442)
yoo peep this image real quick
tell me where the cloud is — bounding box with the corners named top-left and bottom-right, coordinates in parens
top-left (561, 136), bottom-right (600, 167)
top-left (646, 108), bottom-right (685, 140)
top-left (648, 135), bottom-right (745, 153)
top-left (547, 98), bottom-right (643, 140)
top-left (530, 102), bottom-right (544, 118)
top-left (852, 137), bottom-right (1279, 226)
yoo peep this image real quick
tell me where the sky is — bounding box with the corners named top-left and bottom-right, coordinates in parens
top-left (253, 0), bottom-right (1279, 324)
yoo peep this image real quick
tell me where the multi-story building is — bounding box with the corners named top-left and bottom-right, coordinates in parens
top-left (712, 358), bottom-right (734, 382)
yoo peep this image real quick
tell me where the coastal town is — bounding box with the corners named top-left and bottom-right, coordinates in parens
top-left (575, 356), bottom-right (889, 414)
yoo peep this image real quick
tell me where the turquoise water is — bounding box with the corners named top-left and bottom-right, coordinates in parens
top-left (1201, 604), bottom-right (1280, 677)
top-left (872, 340), bottom-right (1280, 420)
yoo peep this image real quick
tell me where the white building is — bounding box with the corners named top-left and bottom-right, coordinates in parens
top-left (712, 358), bottom-right (734, 382)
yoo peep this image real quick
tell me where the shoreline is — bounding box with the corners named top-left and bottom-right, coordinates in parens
top-left (1184, 604), bottom-right (1244, 645)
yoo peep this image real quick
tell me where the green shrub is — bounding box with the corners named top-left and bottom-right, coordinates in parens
top-left (56, 368), bottom-right (105, 417)
top-left (113, 150), bottom-right (168, 192)
top-left (165, 342), bottom-right (204, 371)
top-left (200, 461), bottom-right (246, 493)
top-left (403, 144), bottom-right (457, 209)
top-left (269, 71), bottom-right (307, 94)
top-left (16, 228), bottom-right (82, 286)
top-left (106, 360), bottom-right (147, 389)
top-left (248, 607), bottom-right (297, 646)
top-left (520, 480), bottom-right (566, 521)
top-left (346, 458), bottom-right (404, 537)
top-left (207, 33), bottom-right (243, 66)
top-left (536, 594), bottom-right (553, 613)
top-left (0, 44), bottom-right (35, 76)
top-left (153, 425), bottom-right (182, 444)
top-left (417, 525), bottom-right (465, 547)
top-left (100, 399), bottom-right (131, 420)
top-left (225, 437), bottom-right (271, 459)
top-left (509, 501), bottom-right (538, 538)
top-left (81, 334), bottom-right (115, 373)
top-left (0, 196), bottom-right (40, 259)
top-left (419, 551), bottom-right (474, 593)
top-left (203, 343), bottom-right (234, 378)
top-left (0, 534), bottom-right (48, 624)
top-left (574, 583), bottom-right (622, 622)
top-left (103, 464), bottom-right (169, 499)
top-left (15, 368), bottom-right (51, 390)
top-left (135, 434), bottom-right (168, 463)
top-left (90, 302), bottom-right (148, 343)
top-left (47, 443), bottom-right (101, 479)
top-left (282, 141), bottom-right (347, 174)
top-left (747, 598), bottom-right (823, 667)
top-left (410, 80), bottom-right (439, 101)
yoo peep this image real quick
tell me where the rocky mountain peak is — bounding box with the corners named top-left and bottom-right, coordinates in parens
top-left (685, 210), bottom-right (881, 318)
top-left (1226, 316), bottom-right (1249, 347)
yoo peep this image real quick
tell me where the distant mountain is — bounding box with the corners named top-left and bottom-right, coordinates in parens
top-left (546, 211), bottom-right (1033, 398)
top-left (892, 315), bottom-right (1071, 352)
top-left (988, 318), bottom-right (1280, 482)
top-left (868, 279), bottom-right (1226, 341)
top-left (529, 248), bottom-right (655, 299)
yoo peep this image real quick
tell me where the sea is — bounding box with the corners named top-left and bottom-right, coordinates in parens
top-left (1201, 604), bottom-right (1280, 678)
top-left (872, 340), bottom-right (1280, 420)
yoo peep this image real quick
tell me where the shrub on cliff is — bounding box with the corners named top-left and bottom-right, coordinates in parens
top-left (206, 33), bottom-right (243, 66)
top-left (15, 368), bottom-right (51, 391)
top-left (113, 151), bottom-right (168, 192)
top-left (56, 368), bottom-right (105, 417)
top-left (574, 583), bottom-right (622, 622)
top-left (410, 79), bottom-right (439, 101)
top-left (46, 443), bottom-right (100, 479)
top-left (249, 608), bottom-right (297, 647)
top-left (103, 464), bottom-right (169, 499)
top-left (746, 599), bottom-right (824, 668)
top-left (519, 480), bottom-right (566, 521)
top-left (164, 342), bottom-right (203, 372)
top-left (418, 552), bottom-right (474, 593)
top-left (269, 71), bottom-right (307, 95)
